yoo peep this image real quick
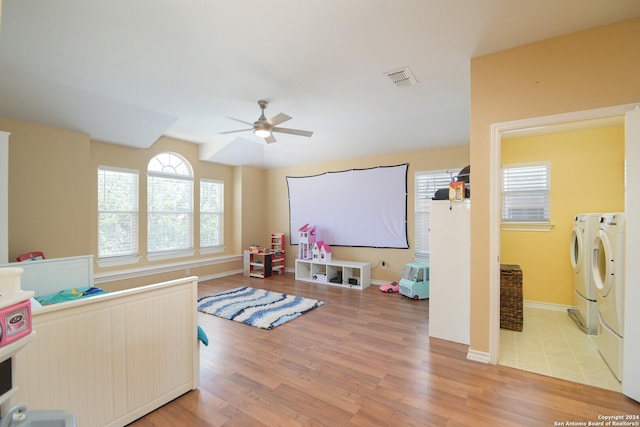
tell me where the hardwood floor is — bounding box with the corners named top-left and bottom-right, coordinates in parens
top-left (129, 273), bottom-right (639, 426)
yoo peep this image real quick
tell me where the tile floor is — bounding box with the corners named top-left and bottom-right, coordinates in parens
top-left (499, 306), bottom-right (622, 392)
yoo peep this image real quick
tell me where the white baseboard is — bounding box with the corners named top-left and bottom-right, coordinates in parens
top-left (524, 300), bottom-right (572, 312)
top-left (196, 269), bottom-right (244, 282)
top-left (467, 348), bottom-right (491, 364)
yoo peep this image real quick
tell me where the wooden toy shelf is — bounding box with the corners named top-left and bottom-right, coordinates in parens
top-left (270, 232), bottom-right (285, 275)
top-left (243, 251), bottom-right (273, 279)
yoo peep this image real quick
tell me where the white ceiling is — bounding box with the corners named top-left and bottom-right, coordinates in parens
top-left (1, 1), bottom-right (639, 169)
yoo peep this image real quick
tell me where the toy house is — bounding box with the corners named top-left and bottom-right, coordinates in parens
top-left (297, 224), bottom-right (316, 260)
top-left (312, 241), bottom-right (333, 262)
top-left (320, 242), bottom-right (333, 262)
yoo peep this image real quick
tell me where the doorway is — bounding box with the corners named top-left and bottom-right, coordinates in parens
top-left (497, 117), bottom-right (624, 392)
top-left (488, 103), bottom-right (640, 396)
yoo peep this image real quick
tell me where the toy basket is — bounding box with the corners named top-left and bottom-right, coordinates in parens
top-left (500, 264), bottom-right (523, 331)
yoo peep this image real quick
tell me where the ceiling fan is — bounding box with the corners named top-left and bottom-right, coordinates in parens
top-left (220, 100), bottom-right (314, 143)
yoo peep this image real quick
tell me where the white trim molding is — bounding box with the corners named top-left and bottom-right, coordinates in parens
top-left (94, 254), bottom-right (242, 284)
top-left (467, 349), bottom-right (491, 364)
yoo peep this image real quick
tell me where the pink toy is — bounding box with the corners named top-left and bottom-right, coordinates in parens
top-left (0, 299), bottom-right (32, 347)
top-left (297, 224), bottom-right (317, 259)
top-left (379, 281), bottom-right (399, 293)
top-left (311, 241), bottom-right (333, 262)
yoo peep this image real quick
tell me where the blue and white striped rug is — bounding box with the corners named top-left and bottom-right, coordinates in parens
top-left (197, 286), bottom-right (324, 330)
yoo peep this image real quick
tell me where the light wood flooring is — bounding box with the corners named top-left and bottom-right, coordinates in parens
top-left (129, 273), bottom-right (639, 426)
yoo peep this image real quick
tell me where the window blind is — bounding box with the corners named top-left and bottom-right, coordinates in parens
top-left (415, 170), bottom-right (458, 255)
top-left (147, 153), bottom-right (194, 253)
top-left (502, 162), bottom-right (550, 222)
top-left (200, 179), bottom-right (224, 248)
top-left (98, 167), bottom-right (138, 258)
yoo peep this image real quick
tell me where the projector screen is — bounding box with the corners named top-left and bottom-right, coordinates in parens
top-left (287, 164), bottom-right (408, 248)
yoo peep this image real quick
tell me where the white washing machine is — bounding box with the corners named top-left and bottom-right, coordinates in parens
top-left (592, 212), bottom-right (625, 381)
top-left (568, 213), bottom-right (600, 334)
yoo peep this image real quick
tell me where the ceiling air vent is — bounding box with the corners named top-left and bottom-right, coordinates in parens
top-left (384, 67), bottom-right (418, 88)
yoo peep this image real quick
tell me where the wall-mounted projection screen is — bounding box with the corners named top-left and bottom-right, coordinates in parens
top-left (287, 164), bottom-right (409, 248)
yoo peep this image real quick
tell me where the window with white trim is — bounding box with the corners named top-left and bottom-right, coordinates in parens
top-left (147, 153), bottom-right (194, 253)
top-left (501, 162), bottom-right (550, 222)
top-left (98, 167), bottom-right (138, 258)
top-left (200, 179), bottom-right (224, 249)
top-left (415, 169), bottom-right (459, 259)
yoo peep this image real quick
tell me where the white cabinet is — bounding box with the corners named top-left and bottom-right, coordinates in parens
top-left (0, 131), bottom-right (8, 264)
top-left (295, 259), bottom-right (371, 290)
top-left (428, 199), bottom-right (470, 345)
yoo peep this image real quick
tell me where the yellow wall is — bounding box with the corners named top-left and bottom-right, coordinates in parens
top-left (1, 117), bottom-right (245, 288)
top-left (2, 115), bottom-right (469, 287)
top-left (267, 145), bottom-right (469, 282)
top-left (500, 125), bottom-right (624, 305)
top-left (2, 118), bottom-right (92, 258)
top-left (470, 18), bottom-right (640, 353)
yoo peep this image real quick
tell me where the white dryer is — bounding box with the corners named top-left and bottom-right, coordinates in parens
top-left (592, 212), bottom-right (625, 381)
top-left (568, 213), bottom-right (600, 334)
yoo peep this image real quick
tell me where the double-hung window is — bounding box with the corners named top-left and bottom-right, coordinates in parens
top-left (501, 161), bottom-right (550, 225)
top-left (415, 169), bottom-right (459, 260)
top-left (200, 179), bottom-right (224, 250)
top-left (147, 153), bottom-right (194, 254)
top-left (97, 167), bottom-right (138, 259)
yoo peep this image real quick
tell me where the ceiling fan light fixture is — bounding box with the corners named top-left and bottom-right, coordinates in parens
top-left (254, 128), bottom-right (271, 138)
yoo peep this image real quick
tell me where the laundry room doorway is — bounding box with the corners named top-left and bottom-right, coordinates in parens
top-left (488, 104), bottom-right (640, 402)
top-left (498, 116), bottom-right (624, 392)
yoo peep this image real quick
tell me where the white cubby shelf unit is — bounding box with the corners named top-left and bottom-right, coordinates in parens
top-left (295, 259), bottom-right (371, 290)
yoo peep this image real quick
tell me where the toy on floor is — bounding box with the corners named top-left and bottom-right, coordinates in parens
top-left (379, 281), bottom-right (399, 293)
top-left (398, 262), bottom-right (430, 300)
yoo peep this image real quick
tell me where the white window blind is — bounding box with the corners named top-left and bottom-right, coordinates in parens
top-left (147, 153), bottom-right (194, 253)
top-left (200, 180), bottom-right (224, 248)
top-left (415, 170), bottom-right (458, 256)
top-left (98, 167), bottom-right (138, 258)
top-left (502, 162), bottom-right (550, 222)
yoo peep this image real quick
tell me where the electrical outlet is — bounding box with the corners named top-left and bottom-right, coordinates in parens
top-left (381, 261), bottom-right (387, 269)
top-left (186, 268), bottom-right (191, 276)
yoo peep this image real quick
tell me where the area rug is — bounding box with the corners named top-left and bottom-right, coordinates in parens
top-left (197, 286), bottom-right (324, 330)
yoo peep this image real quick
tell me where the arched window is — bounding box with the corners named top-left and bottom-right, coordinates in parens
top-left (147, 153), bottom-right (194, 254)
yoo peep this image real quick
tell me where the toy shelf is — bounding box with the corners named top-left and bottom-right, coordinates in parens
top-left (295, 259), bottom-right (371, 290)
top-left (270, 233), bottom-right (285, 274)
top-left (243, 251), bottom-right (273, 279)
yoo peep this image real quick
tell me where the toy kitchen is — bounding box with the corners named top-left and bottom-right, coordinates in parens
top-left (0, 267), bottom-right (76, 427)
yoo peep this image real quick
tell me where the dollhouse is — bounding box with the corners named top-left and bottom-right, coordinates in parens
top-left (311, 241), bottom-right (333, 263)
top-left (297, 224), bottom-right (316, 259)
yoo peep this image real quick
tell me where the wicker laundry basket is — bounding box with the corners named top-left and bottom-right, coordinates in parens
top-left (500, 264), bottom-right (523, 331)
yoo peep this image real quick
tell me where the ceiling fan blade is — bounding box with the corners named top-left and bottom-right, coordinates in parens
top-left (226, 116), bottom-right (254, 126)
top-left (265, 134), bottom-right (277, 144)
top-left (219, 128), bottom-right (252, 134)
top-left (272, 127), bottom-right (314, 137)
top-left (267, 113), bottom-right (292, 127)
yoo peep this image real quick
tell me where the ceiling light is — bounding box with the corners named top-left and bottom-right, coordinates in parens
top-left (254, 128), bottom-right (271, 138)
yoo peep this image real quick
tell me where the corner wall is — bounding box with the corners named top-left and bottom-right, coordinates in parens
top-left (470, 18), bottom-right (640, 353)
top-left (2, 118), bottom-right (92, 259)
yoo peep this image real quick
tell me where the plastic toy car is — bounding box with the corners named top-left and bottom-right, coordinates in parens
top-left (399, 262), bottom-right (430, 300)
top-left (379, 281), bottom-right (399, 293)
